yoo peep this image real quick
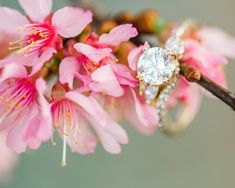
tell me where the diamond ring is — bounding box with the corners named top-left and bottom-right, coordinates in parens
top-left (137, 21), bottom-right (194, 133)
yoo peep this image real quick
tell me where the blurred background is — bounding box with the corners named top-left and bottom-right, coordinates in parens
top-left (0, 0), bottom-right (235, 188)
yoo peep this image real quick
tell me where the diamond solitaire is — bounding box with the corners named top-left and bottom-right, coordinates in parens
top-left (137, 47), bottom-right (176, 85)
top-left (136, 21), bottom-right (191, 132)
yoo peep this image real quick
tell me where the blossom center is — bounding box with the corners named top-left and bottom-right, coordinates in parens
top-left (9, 23), bottom-right (56, 57)
top-left (51, 99), bottom-right (82, 167)
top-left (52, 99), bottom-right (81, 141)
top-left (0, 78), bottom-right (37, 123)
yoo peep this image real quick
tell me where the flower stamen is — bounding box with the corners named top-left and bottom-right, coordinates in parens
top-left (9, 23), bottom-right (55, 57)
top-left (0, 79), bottom-right (36, 124)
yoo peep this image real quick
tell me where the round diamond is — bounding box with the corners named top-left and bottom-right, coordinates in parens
top-left (137, 47), bottom-right (176, 85)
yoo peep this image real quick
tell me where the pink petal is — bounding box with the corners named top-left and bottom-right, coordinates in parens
top-left (66, 91), bottom-right (108, 126)
top-left (119, 89), bottom-right (158, 135)
top-left (123, 106), bottom-right (157, 135)
top-left (128, 41), bottom-right (150, 71)
top-left (92, 125), bottom-right (121, 154)
top-left (66, 91), bottom-right (128, 154)
top-left (199, 27), bottom-right (235, 59)
top-left (6, 124), bottom-right (27, 153)
top-left (0, 63), bottom-right (27, 83)
top-left (0, 47), bottom-right (55, 72)
top-left (102, 96), bottom-right (122, 122)
top-left (99, 24), bottom-right (138, 47)
top-left (183, 39), bottom-right (227, 86)
top-left (84, 113), bottom-right (127, 154)
top-left (67, 115), bottom-right (97, 154)
top-left (18, 0), bottom-right (52, 22)
top-left (90, 64), bottom-right (124, 97)
top-left (52, 7), bottom-right (92, 38)
top-left (66, 91), bottom-right (128, 144)
top-left (0, 7), bottom-right (28, 34)
top-left (75, 72), bottom-right (92, 86)
top-left (23, 101), bottom-right (51, 150)
top-left (100, 118), bottom-right (128, 145)
top-left (35, 78), bottom-right (53, 140)
top-left (0, 52), bottom-right (38, 69)
top-left (84, 102), bottom-right (128, 145)
top-left (59, 57), bottom-right (80, 89)
top-left (31, 47), bottom-right (56, 75)
top-left (6, 107), bottom-right (34, 153)
top-left (23, 113), bottom-right (42, 150)
top-left (74, 43), bottom-right (112, 63)
top-left (111, 64), bottom-right (138, 87)
top-left (22, 100), bottom-right (49, 150)
top-left (0, 115), bottom-right (16, 132)
top-left (130, 89), bottom-right (159, 126)
top-left (184, 39), bottom-right (227, 67)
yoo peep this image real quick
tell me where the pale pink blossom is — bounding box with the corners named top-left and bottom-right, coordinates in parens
top-left (99, 24), bottom-right (138, 47)
top-left (59, 38), bottom-right (159, 135)
top-left (50, 84), bottom-right (128, 165)
top-left (0, 131), bottom-right (18, 183)
top-left (66, 31), bottom-right (159, 134)
top-left (117, 88), bottom-right (159, 135)
top-left (198, 27), bottom-right (235, 59)
top-left (183, 39), bottom-right (227, 87)
top-left (0, 64), bottom-right (52, 153)
top-left (90, 64), bottom-right (159, 135)
top-left (0, 0), bottom-right (92, 73)
top-left (183, 27), bottom-right (235, 87)
top-left (59, 24), bottom-right (138, 89)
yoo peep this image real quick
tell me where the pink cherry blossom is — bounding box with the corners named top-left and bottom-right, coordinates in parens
top-left (90, 63), bottom-right (159, 134)
top-left (0, 0), bottom-right (234, 168)
top-left (118, 88), bottom-right (159, 135)
top-left (198, 27), bottom-right (235, 59)
top-left (50, 84), bottom-right (128, 165)
top-left (59, 24), bottom-right (138, 89)
top-left (0, 0), bottom-right (92, 73)
top-left (183, 39), bottom-right (227, 87)
top-left (99, 24), bottom-right (138, 47)
top-left (0, 64), bottom-right (52, 153)
top-left (59, 35), bottom-right (159, 134)
top-left (183, 26), bottom-right (235, 88)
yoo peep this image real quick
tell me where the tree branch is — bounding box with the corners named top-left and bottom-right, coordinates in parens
top-left (180, 63), bottom-right (235, 111)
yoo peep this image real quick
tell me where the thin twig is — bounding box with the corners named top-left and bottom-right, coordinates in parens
top-left (180, 63), bottom-right (235, 111)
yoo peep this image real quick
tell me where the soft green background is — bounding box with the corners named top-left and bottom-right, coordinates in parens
top-left (1, 0), bottom-right (235, 188)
